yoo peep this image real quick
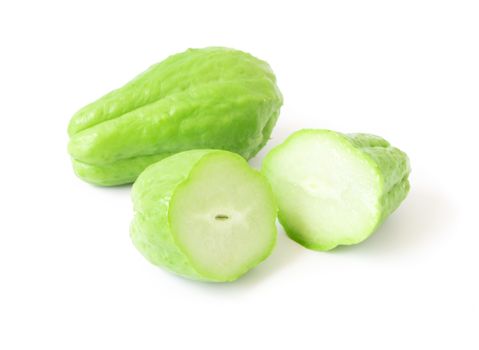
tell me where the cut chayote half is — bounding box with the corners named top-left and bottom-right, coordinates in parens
top-left (262, 129), bottom-right (410, 251)
top-left (131, 149), bottom-right (277, 282)
top-left (68, 47), bottom-right (283, 186)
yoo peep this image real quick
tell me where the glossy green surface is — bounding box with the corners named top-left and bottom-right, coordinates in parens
top-left (68, 47), bottom-right (283, 185)
top-left (131, 150), bottom-right (277, 282)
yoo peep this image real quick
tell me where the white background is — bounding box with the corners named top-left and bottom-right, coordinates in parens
top-left (1, 1), bottom-right (478, 349)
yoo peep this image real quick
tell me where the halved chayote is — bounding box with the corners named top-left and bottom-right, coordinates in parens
top-left (131, 149), bottom-right (277, 282)
top-left (262, 129), bottom-right (410, 251)
top-left (68, 47), bottom-right (283, 186)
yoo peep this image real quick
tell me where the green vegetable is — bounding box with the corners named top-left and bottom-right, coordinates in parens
top-left (262, 129), bottom-right (410, 251)
top-left (130, 149), bottom-right (277, 282)
top-left (68, 47), bottom-right (283, 186)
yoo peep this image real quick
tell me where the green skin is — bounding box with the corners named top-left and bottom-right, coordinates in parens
top-left (262, 129), bottom-right (410, 251)
top-left (68, 47), bottom-right (283, 186)
top-left (130, 149), bottom-right (277, 282)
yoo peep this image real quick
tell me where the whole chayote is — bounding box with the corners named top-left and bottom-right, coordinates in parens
top-left (68, 47), bottom-right (283, 186)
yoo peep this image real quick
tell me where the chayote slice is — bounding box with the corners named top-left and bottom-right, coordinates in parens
top-left (130, 149), bottom-right (277, 282)
top-left (68, 47), bottom-right (283, 186)
top-left (262, 129), bottom-right (411, 251)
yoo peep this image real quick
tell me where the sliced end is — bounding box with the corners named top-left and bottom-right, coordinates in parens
top-left (169, 152), bottom-right (277, 281)
top-left (263, 130), bottom-right (382, 251)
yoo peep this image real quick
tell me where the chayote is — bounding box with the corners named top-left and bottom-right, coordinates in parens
top-left (130, 149), bottom-right (278, 282)
top-left (261, 129), bottom-right (410, 251)
top-left (67, 47), bottom-right (283, 186)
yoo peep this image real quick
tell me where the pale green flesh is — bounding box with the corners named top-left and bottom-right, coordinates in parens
top-left (262, 129), bottom-right (410, 251)
top-left (169, 153), bottom-right (277, 281)
top-left (130, 150), bottom-right (277, 282)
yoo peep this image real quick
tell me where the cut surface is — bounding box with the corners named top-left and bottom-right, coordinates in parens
top-left (262, 131), bottom-right (382, 250)
top-left (169, 153), bottom-right (277, 281)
